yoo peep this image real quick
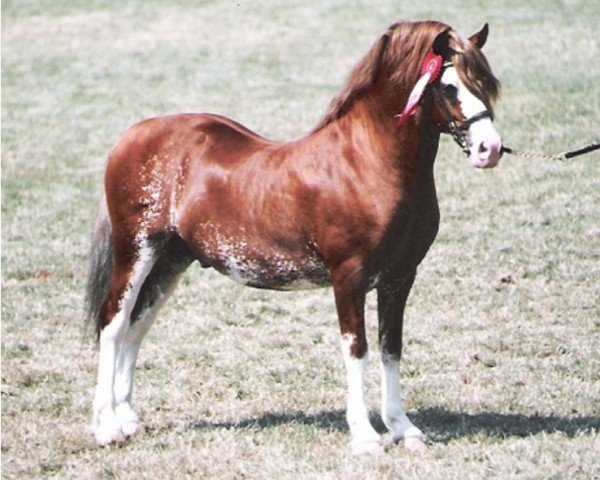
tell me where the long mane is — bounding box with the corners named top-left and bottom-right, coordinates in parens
top-left (313, 20), bottom-right (500, 131)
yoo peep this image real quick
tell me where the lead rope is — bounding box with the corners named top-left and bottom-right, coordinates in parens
top-left (501, 143), bottom-right (600, 161)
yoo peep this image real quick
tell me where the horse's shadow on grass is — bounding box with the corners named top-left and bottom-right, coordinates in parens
top-left (191, 407), bottom-right (599, 443)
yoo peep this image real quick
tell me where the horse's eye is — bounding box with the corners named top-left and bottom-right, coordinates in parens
top-left (443, 84), bottom-right (458, 99)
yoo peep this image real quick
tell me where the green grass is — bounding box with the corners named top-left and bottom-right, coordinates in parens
top-left (2, 1), bottom-right (599, 478)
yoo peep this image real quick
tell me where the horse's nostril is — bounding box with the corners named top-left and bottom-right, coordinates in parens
top-left (478, 142), bottom-right (489, 155)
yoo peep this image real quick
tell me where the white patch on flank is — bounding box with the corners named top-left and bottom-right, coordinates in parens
top-left (200, 223), bottom-right (328, 289)
top-left (138, 155), bottom-right (167, 236)
top-left (169, 179), bottom-right (179, 227)
top-left (169, 157), bottom-right (187, 228)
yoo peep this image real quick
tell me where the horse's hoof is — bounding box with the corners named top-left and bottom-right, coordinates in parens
top-left (121, 420), bottom-right (143, 438)
top-left (95, 426), bottom-right (125, 447)
top-left (351, 439), bottom-right (385, 456)
top-left (404, 435), bottom-right (427, 453)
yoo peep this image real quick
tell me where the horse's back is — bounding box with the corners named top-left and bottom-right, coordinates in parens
top-left (108, 113), bottom-right (269, 167)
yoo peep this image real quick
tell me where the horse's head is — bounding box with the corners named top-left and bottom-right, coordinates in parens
top-left (315, 20), bottom-right (503, 168)
top-left (395, 23), bottom-right (502, 168)
top-left (432, 24), bottom-right (502, 168)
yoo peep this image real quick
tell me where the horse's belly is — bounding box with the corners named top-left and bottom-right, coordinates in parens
top-left (201, 239), bottom-right (331, 291)
top-left (221, 254), bottom-right (330, 290)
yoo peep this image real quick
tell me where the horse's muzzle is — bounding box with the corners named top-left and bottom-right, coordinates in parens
top-left (469, 135), bottom-right (502, 168)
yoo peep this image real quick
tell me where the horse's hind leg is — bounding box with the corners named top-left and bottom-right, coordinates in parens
top-left (93, 235), bottom-right (156, 446)
top-left (112, 237), bottom-right (193, 437)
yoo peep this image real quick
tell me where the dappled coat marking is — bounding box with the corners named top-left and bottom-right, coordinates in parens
top-left (86, 20), bottom-right (501, 453)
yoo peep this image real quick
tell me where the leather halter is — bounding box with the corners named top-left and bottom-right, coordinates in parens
top-left (430, 63), bottom-right (494, 155)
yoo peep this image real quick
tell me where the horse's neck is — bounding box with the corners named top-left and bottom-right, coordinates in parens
top-left (325, 92), bottom-right (440, 187)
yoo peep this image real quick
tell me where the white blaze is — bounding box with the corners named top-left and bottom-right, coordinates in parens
top-left (441, 66), bottom-right (502, 168)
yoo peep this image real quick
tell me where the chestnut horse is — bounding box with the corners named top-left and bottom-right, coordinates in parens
top-left (86, 20), bottom-right (502, 454)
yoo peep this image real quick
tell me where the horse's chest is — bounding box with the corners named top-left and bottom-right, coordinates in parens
top-left (374, 191), bottom-right (440, 273)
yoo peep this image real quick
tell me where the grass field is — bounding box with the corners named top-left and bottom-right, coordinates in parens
top-left (2, 0), bottom-right (599, 478)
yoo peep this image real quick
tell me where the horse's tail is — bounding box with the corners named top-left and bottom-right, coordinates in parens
top-left (84, 192), bottom-right (113, 341)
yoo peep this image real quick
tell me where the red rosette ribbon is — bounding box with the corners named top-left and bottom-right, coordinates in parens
top-left (396, 52), bottom-right (443, 129)
top-left (421, 51), bottom-right (443, 83)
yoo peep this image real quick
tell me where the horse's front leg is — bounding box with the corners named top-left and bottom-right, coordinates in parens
top-left (377, 271), bottom-right (426, 452)
top-left (332, 262), bottom-right (383, 455)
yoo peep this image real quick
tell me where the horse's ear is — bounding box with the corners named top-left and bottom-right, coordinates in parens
top-left (432, 29), bottom-right (451, 56)
top-left (469, 23), bottom-right (489, 49)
